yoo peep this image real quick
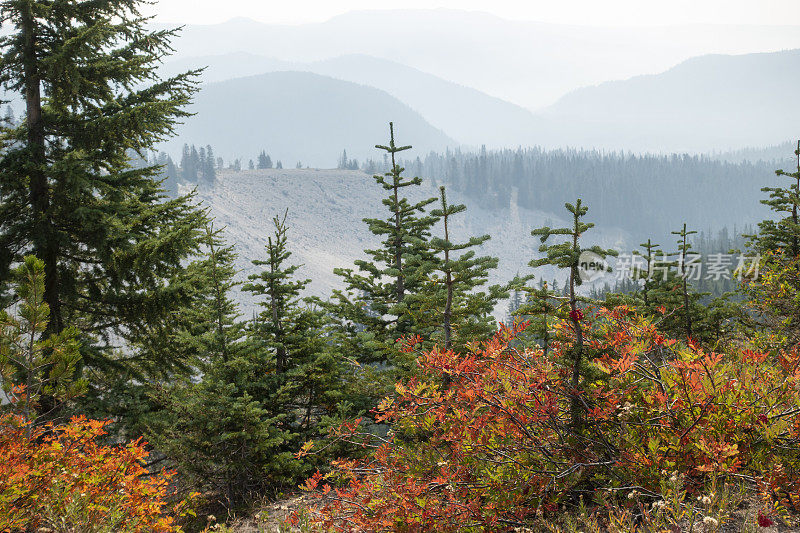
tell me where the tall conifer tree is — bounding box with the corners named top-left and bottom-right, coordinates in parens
top-left (0, 0), bottom-right (207, 417)
top-left (753, 140), bottom-right (800, 260)
top-left (530, 199), bottom-right (618, 432)
top-left (672, 223), bottom-right (699, 340)
top-left (330, 123), bottom-right (437, 368)
top-left (244, 211), bottom-right (345, 444)
top-left (408, 186), bottom-right (511, 352)
top-left (149, 225), bottom-right (297, 509)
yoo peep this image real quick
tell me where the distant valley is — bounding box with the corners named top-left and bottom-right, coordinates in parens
top-left (162, 48), bottom-right (800, 163)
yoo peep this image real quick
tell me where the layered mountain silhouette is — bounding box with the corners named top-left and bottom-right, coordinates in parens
top-left (163, 71), bottom-right (455, 167)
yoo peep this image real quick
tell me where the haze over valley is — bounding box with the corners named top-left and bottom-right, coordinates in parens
top-left (150, 9), bottom-right (800, 302)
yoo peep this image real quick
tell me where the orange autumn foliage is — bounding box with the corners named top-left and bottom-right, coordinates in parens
top-left (0, 414), bottom-right (193, 532)
top-left (298, 308), bottom-right (800, 531)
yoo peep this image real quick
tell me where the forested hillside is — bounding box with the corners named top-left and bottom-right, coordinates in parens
top-left (394, 146), bottom-right (777, 240)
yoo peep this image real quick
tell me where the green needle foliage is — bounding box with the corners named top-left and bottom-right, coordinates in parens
top-left (0, 0), bottom-right (209, 420)
top-left (632, 239), bottom-right (662, 308)
top-left (330, 123), bottom-right (438, 397)
top-left (745, 141), bottom-right (800, 342)
top-left (515, 279), bottom-right (560, 356)
top-left (150, 225), bottom-right (298, 510)
top-left (0, 256), bottom-right (86, 427)
top-left (753, 140), bottom-right (800, 261)
top-left (245, 211), bottom-right (310, 374)
top-left (530, 199), bottom-right (618, 432)
top-left (672, 223), bottom-right (700, 340)
top-left (244, 211), bottom-right (345, 445)
top-left (409, 186), bottom-right (513, 353)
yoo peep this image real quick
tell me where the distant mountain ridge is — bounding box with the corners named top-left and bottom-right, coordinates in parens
top-left (161, 10), bottom-right (800, 111)
top-left (162, 48), bottom-right (800, 160)
top-left (160, 71), bottom-right (455, 167)
top-left (161, 53), bottom-right (542, 149)
top-left (538, 49), bottom-right (800, 152)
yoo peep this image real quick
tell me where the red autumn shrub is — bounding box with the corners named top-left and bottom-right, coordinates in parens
top-left (299, 308), bottom-right (800, 531)
top-left (0, 414), bottom-right (194, 532)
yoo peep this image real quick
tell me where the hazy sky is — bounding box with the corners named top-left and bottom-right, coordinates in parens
top-left (148, 0), bottom-right (800, 26)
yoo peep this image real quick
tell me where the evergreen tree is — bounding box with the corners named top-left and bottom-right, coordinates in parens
top-left (0, 0), bottom-right (208, 421)
top-left (745, 141), bottom-right (800, 343)
top-left (409, 186), bottom-right (513, 352)
top-left (149, 225), bottom-right (297, 509)
top-left (276, 160), bottom-right (283, 169)
top-left (753, 140), bottom-right (800, 261)
top-left (243, 211), bottom-right (344, 446)
top-left (330, 123), bottom-right (438, 373)
top-left (672, 223), bottom-right (699, 339)
top-left (201, 144), bottom-right (216, 188)
top-left (632, 239), bottom-right (661, 308)
top-left (505, 288), bottom-right (524, 324)
top-left (258, 150), bottom-right (272, 169)
top-left (530, 199), bottom-right (618, 431)
top-left (154, 152), bottom-right (179, 197)
top-left (3, 104), bottom-right (13, 125)
top-left (179, 144), bottom-right (191, 182)
top-left (0, 256), bottom-right (86, 428)
top-left (624, 233), bottom-right (727, 344)
top-left (249, 159), bottom-right (255, 170)
top-left (515, 279), bottom-right (559, 356)
top-left (180, 144), bottom-right (200, 183)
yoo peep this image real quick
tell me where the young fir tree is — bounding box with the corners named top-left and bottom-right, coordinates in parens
top-left (408, 186), bottom-right (512, 352)
top-left (515, 279), bottom-right (560, 356)
top-left (632, 239), bottom-right (661, 308)
top-left (753, 140), bottom-right (800, 260)
top-left (630, 230), bottom-right (721, 344)
top-left (243, 211), bottom-right (345, 450)
top-left (149, 225), bottom-right (298, 510)
top-left (0, 0), bottom-right (209, 421)
top-left (506, 288), bottom-right (525, 324)
top-left (530, 199), bottom-right (618, 432)
top-left (0, 256), bottom-right (86, 429)
top-left (330, 123), bottom-right (437, 371)
top-left (672, 223), bottom-right (699, 340)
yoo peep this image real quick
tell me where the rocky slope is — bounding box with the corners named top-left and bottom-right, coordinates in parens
top-left (189, 169), bottom-right (629, 318)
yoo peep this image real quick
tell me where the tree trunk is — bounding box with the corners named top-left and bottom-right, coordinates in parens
top-left (680, 229), bottom-right (693, 340)
top-left (22, 6), bottom-right (62, 335)
top-left (569, 229), bottom-right (584, 434)
top-left (443, 211), bottom-right (453, 351)
top-left (793, 140), bottom-right (800, 258)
